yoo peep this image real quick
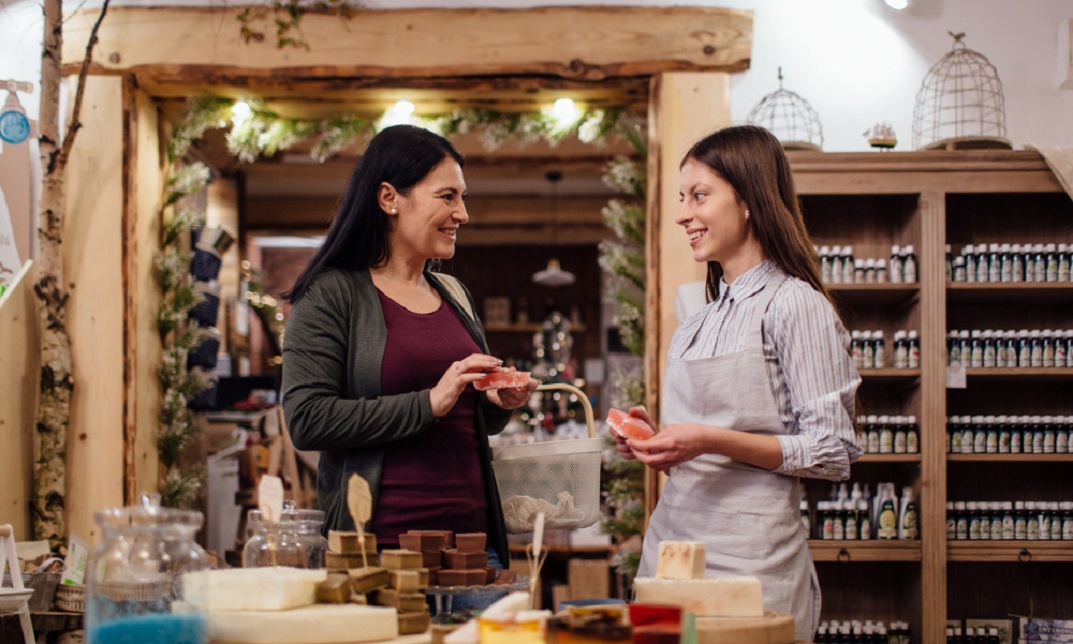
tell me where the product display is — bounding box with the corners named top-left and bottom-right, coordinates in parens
top-left (203, 604), bottom-right (398, 644)
top-left (949, 242), bottom-right (1071, 283)
top-left (946, 329), bottom-right (1073, 368)
top-left (946, 415), bottom-right (1072, 454)
top-left (815, 619), bottom-right (912, 644)
top-left (859, 416), bottom-right (920, 455)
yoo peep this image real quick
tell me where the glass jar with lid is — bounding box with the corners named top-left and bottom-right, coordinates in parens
top-left (242, 506), bottom-right (327, 569)
top-left (86, 494), bottom-right (210, 644)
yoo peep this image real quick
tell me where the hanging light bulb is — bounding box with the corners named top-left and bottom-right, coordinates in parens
top-left (379, 100), bottom-right (418, 129)
top-left (0, 89), bottom-right (31, 145)
top-left (230, 99), bottom-right (252, 123)
top-left (532, 170), bottom-right (576, 287)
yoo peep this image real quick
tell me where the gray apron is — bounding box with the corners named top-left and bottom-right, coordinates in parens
top-left (638, 275), bottom-right (818, 641)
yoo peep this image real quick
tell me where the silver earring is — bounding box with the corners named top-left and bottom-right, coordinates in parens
top-left (745, 209), bottom-right (751, 219)
top-left (391, 208), bottom-right (397, 214)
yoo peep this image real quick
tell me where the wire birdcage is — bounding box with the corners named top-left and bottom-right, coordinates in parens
top-left (912, 32), bottom-right (1010, 150)
top-left (746, 68), bottom-right (823, 151)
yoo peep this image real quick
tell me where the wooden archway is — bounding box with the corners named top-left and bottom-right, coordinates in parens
top-left (50, 5), bottom-right (752, 542)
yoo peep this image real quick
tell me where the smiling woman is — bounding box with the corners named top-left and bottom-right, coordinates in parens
top-left (281, 125), bottom-right (538, 568)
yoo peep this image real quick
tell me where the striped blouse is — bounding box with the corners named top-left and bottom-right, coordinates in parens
top-left (670, 260), bottom-right (862, 481)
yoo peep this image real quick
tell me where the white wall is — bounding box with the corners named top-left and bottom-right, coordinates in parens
top-left (2, 0), bottom-right (1071, 152)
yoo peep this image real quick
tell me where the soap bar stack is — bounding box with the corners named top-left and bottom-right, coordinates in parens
top-left (438, 532), bottom-right (493, 587)
top-left (632, 541), bottom-right (764, 618)
top-left (399, 529), bottom-right (452, 586)
top-left (376, 549), bottom-right (431, 634)
top-left (325, 530), bottom-right (381, 570)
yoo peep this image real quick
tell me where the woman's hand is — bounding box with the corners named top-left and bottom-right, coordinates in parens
top-left (610, 406), bottom-right (656, 460)
top-left (485, 369), bottom-right (540, 410)
top-left (628, 422), bottom-right (715, 472)
top-left (430, 354), bottom-right (503, 417)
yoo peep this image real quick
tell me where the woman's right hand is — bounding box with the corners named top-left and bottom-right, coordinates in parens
top-left (430, 353), bottom-right (503, 417)
top-left (610, 406), bottom-right (655, 460)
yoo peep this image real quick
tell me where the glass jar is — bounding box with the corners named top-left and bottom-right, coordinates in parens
top-left (86, 496), bottom-right (209, 644)
top-left (242, 508), bottom-right (328, 569)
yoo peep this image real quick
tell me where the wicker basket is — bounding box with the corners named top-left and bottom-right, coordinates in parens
top-left (492, 383), bottom-right (602, 534)
top-left (55, 584), bottom-right (85, 613)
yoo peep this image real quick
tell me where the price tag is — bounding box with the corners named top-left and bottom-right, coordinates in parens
top-left (946, 363), bottom-right (967, 389)
top-left (258, 474), bottom-right (285, 523)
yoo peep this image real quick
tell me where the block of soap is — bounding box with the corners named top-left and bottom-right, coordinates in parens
top-left (400, 532), bottom-right (450, 552)
top-left (443, 549), bottom-right (488, 570)
top-left (326, 551), bottom-right (379, 571)
top-left (205, 603), bottom-right (398, 643)
top-left (328, 531), bottom-right (377, 554)
top-left (381, 549), bottom-right (423, 570)
top-left (425, 567), bottom-right (440, 586)
top-left (184, 567), bottom-right (327, 612)
top-left (632, 576), bottom-right (763, 617)
top-left (373, 588), bottom-right (428, 612)
top-left (348, 567), bottom-right (391, 594)
top-left (406, 530), bottom-right (453, 548)
top-left (422, 550), bottom-right (443, 569)
top-left (655, 541), bottom-right (707, 580)
top-left (436, 568), bottom-right (486, 587)
top-left (398, 610), bottom-right (432, 635)
top-left (315, 573), bottom-right (353, 604)
top-left (349, 592), bottom-right (367, 605)
top-left (389, 569), bottom-right (421, 593)
top-left (415, 568), bottom-right (430, 587)
top-left (454, 532), bottom-right (487, 553)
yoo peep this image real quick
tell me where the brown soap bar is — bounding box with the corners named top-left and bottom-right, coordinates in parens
top-left (443, 549), bottom-right (488, 570)
top-left (415, 567), bottom-right (430, 587)
top-left (406, 529), bottom-right (453, 548)
top-left (381, 549), bottom-right (423, 570)
top-left (485, 566), bottom-right (497, 584)
top-left (421, 550), bottom-right (443, 569)
top-left (348, 592), bottom-right (367, 605)
top-left (326, 551), bottom-right (380, 571)
top-left (373, 588), bottom-right (428, 612)
top-left (425, 567), bottom-right (440, 586)
top-left (400, 532), bottom-right (449, 552)
top-left (493, 568), bottom-right (518, 585)
top-left (328, 530), bottom-right (377, 554)
top-left (437, 568), bottom-right (487, 587)
top-left (398, 611), bottom-right (432, 635)
top-left (348, 566), bottom-right (391, 593)
top-left (315, 573), bottom-right (352, 604)
top-left (454, 532), bottom-right (487, 553)
top-left (390, 569), bottom-right (421, 593)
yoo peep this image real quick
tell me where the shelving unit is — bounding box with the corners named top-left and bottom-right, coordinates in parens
top-left (787, 150), bottom-right (1073, 644)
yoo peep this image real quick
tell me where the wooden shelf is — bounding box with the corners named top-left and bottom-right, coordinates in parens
top-left (857, 453), bottom-right (922, 463)
top-left (946, 282), bottom-right (1073, 304)
top-left (808, 540), bottom-right (922, 562)
top-left (828, 282), bottom-right (920, 305)
top-left (962, 367), bottom-right (1073, 381)
top-left (859, 368), bottom-right (920, 383)
top-left (947, 453), bottom-right (1073, 463)
top-left (947, 541), bottom-right (1073, 562)
top-left (484, 322), bottom-right (587, 333)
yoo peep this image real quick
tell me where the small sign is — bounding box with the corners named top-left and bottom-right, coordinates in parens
top-left (257, 474), bottom-right (284, 523)
top-left (946, 363), bottom-right (967, 389)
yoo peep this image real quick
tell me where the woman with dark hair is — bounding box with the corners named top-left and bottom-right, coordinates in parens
top-left (611, 125), bottom-right (860, 639)
top-left (282, 125), bottom-right (536, 568)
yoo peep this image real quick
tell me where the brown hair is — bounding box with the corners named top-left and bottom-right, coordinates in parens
top-left (682, 124), bottom-right (830, 306)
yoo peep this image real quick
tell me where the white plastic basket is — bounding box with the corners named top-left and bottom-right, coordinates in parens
top-left (492, 383), bottom-right (602, 534)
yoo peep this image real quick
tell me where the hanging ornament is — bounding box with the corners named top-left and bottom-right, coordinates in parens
top-left (0, 91), bottom-right (30, 145)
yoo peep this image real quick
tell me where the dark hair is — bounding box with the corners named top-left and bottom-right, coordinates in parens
top-left (682, 125), bottom-right (830, 306)
top-left (285, 125), bottom-right (464, 303)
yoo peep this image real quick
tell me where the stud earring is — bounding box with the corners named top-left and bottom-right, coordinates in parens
top-left (745, 209), bottom-right (751, 219)
top-left (391, 208), bottom-right (397, 214)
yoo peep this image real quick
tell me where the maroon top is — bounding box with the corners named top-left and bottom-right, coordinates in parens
top-left (372, 290), bottom-right (489, 546)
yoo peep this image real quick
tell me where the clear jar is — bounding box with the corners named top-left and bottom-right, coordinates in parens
top-left (86, 495), bottom-right (209, 644)
top-left (243, 508), bottom-right (328, 569)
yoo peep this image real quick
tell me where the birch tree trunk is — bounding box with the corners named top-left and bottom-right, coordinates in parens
top-left (33, 0), bottom-right (109, 549)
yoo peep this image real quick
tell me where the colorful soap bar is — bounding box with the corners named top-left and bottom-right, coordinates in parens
top-left (473, 370), bottom-right (531, 391)
top-left (381, 549), bottom-right (423, 570)
top-left (606, 408), bottom-right (655, 440)
top-left (443, 549), bottom-right (488, 570)
top-left (454, 532), bottom-right (487, 553)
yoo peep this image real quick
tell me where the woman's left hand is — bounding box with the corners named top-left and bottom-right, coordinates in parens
top-left (486, 375), bottom-right (540, 410)
top-left (628, 422), bottom-right (716, 472)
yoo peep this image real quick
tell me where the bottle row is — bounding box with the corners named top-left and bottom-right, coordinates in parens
top-left (851, 330), bottom-right (920, 370)
top-left (948, 242), bottom-right (1072, 283)
top-left (815, 620), bottom-right (913, 644)
top-left (804, 483), bottom-right (918, 541)
top-left (946, 415), bottom-right (1073, 455)
top-left (816, 244), bottom-right (918, 285)
top-left (945, 329), bottom-right (1073, 369)
top-left (945, 626), bottom-right (1002, 644)
top-left (945, 500), bottom-right (1073, 541)
top-left (860, 415), bottom-right (920, 455)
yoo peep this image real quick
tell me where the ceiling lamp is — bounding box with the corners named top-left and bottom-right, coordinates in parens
top-left (532, 170), bottom-right (575, 287)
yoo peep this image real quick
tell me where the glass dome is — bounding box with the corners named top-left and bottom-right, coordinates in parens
top-left (912, 33), bottom-right (1009, 150)
top-left (746, 69), bottom-right (823, 151)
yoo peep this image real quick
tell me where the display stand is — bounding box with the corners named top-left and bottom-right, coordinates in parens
top-left (0, 525), bottom-right (34, 644)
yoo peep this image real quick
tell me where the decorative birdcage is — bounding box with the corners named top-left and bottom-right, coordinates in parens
top-left (912, 32), bottom-right (1010, 150)
top-left (746, 68), bottom-right (823, 151)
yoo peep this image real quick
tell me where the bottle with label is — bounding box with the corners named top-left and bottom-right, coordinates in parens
top-left (1046, 243), bottom-right (1059, 281)
top-left (898, 487), bottom-right (918, 539)
top-left (906, 415), bottom-right (919, 454)
top-left (1017, 330), bottom-right (1031, 367)
top-left (985, 415), bottom-right (998, 453)
top-left (889, 244), bottom-right (903, 284)
top-left (1002, 501), bottom-right (1015, 540)
top-left (953, 255), bottom-right (967, 282)
top-left (990, 501), bottom-right (1003, 540)
top-left (1000, 242), bottom-right (1013, 282)
top-left (893, 418), bottom-right (907, 454)
top-left (866, 415), bottom-right (880, 453)
top-left (820, 245), bottom-right (832, 283)
top-left (902, 244), bottom-right (918, 283)
top-left (1011, 243), bottom-right (1025, 282)
top-left (1033, 243), bottom-right (1047, 282)
top-left (1027, 501), bottom-right (1040, 539)
top-left (975, 243), bottom-right (990, 283)
top-left (972, 415), bottom-right (987, 454)
top-left (988, 243), bottom-right (1002, 282)
top-left (967, 501), bottom-right (981, 540)
top-left (1058, 243), bottom-right (1071, 281)
top-left (948, 330), bottom-right (961, 365)
top-left (878, 490), bottom-right (898, 539)
top-left (893, 331), bottom-right (909, 368)
top-left (1062, 501), bottom-right (1073, 540)
top-left (1043, 330), bottom-right (1056, 368)
top-left (873, 330), bottom-right (886, 368)
top-left (970, 330), bottom-right (984, 368)
top-left (959, 330), bottom-right (972, 366)
top-left (830, 245), bottom-right (843, 284)
top-left (850, 330), bottom-right (864, 368)
top-left (864, 258), bottom-right (877, 283)
top-left (832, 500), bottom-right (845, 540)
top-left (876, 258), bottom-right (889, 283)
top-left (955, 501), bottom-right (969, 540)
top-left (946, 501), bottom-right (956, 540)
top-left (1014, 501), bottom-right (1028, 539)
top-left (907, 330), bottom-right (920, 369)
top-left (945, 243), bottom-right (953, 282)
top-left (858, 499), bottom-right (872, 540)
top-left (878, 416), bottom-right (893, 454)
top-left (982, 330), bottom-right (996, 367)
top-left (861, 330), bottom-right (875, 369)
top-left (841, 245), bottom-right (855, 284)
top-left (997, 415), bottom-right (1011, 454)
top-left (1030, 330), bottom-right (1044, 367)
top-left (1051, 502), bottom-right (1063, 541)
top-left (853, 258), bottom-right (866, 284)
top-left (963, 244), bottom-right (976, 283)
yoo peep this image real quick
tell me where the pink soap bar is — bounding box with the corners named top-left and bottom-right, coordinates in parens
top-left (473, 370), bottom-right (531, 391)
top-left (606, 407), bottom-right (655, 440)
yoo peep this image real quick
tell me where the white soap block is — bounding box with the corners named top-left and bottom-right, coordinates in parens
top-left (184, 567), bottom-right (327, 612)
top-left (655, 540), bottom-right (706, 579)
top-left (632, 577), bottom-right (764, 617)
top-left (206, 603), bottom-right (399, 643)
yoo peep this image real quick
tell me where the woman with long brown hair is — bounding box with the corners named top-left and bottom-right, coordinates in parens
top-left (611, 125), bottom-right (861, 640)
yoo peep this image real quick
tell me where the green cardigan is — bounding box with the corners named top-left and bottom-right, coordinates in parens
top-left (281, 268), bottom-right (513, 564)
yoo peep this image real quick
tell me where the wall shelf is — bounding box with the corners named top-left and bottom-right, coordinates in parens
top-left (947, 541), bottom-right (1073, 562)
top-left (946, 282), bottom-right (1073, 304)
top-left (809, 540), bottom-right (922, 562)
top-left (857, 453), bottom-right (922, 463)
top-left (829, 283), bottom-right (920, 306)
top-left (962, 367), bottom-right (1073, 381)
top-left (859, 368), bottom-right (921, 383)
top-left (947, 454), bottom-right (1073, 463)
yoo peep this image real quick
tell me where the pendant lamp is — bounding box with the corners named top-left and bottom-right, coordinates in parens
top-left (532, 170), bottom-right (576, 287)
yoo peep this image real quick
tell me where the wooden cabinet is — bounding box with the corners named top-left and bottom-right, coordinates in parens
top-left (788, 150), bottom-right (1073, 644)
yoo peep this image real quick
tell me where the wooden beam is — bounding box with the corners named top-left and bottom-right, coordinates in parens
top-left (62, 6), bottom-right (752, 81)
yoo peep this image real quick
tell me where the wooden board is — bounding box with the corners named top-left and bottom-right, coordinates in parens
top-left (0, 261), bottom-right (38, 540)
top-left (695, 611), bottom-right (794, 644)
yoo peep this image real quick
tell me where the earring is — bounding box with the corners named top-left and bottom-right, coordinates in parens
top-left (391, 208), bottom-right (397, 214)
top-left (745, 209), bottom-right (751, 219)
